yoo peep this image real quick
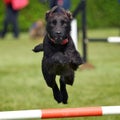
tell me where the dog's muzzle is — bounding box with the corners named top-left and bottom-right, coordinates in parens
top-left (48, 34), bottom-right (68, 45)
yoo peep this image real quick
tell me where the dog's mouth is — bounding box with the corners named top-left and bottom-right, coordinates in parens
top-left (55, 37), bottom-right (68, 45)
top-left (48, 34), bottom-right (68, 45)
top-left (54, 36), bottom-right (63, 43)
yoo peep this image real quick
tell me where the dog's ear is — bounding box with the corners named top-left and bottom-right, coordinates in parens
top-left (66, 11), bottom-right (73, 21)
top-left (45, 10), bottom-right (50, 21)
top-left (46, 6), bottom-right (58, 21)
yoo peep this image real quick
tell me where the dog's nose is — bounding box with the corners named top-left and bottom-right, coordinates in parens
top-left (56, 31), bottom-right (61, 34)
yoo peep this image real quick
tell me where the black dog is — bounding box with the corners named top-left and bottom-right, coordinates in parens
top-left (33, 6), bottom-right (83, 104)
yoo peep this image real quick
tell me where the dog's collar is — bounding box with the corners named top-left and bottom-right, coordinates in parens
top-left (47, 34), bottom-right (68, 45)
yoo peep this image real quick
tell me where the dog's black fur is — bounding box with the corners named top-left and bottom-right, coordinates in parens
top-left (33, 6), bottom-right (83, 104)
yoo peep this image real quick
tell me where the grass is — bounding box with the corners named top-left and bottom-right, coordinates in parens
top-left (87, 28), bottom-right (120, 38)
top-left (0, 29), bottom-right (120, 120)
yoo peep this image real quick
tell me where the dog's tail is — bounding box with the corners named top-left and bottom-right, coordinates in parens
top-left (32, 43), bottom-right (43, 52)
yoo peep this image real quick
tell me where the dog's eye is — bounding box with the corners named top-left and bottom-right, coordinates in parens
top-left (61, 20), bottom-right (66, 26)
top-left (52, 20), bottom-right (57, 25)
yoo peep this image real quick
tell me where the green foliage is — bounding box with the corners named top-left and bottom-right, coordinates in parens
top-left (87, 0), bottom-right (120, 28)
top-left (0, 0), bottom-right (48, 31)
top-left (0, 0), bottom-right (120, 31)
top-left (19, 0), bottom-right (48, 31)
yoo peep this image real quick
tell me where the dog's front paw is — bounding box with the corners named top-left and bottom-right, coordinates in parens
top-left (70, 58), bottom-right (83, 70)
top-left (32, 43), bottom-right (43, 52)
top-left (72, 57), bottom-right (84, 66)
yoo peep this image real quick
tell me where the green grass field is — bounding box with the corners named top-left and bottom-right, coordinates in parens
top-left (0, 29), bottom-right (120, 120)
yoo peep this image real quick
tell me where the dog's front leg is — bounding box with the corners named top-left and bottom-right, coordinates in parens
top-left (33, 43), bottom-right (43, 52)
top-left (65, 50), bottom-right (83, 70)
top-left (72, 51), bottom-right (83, 65)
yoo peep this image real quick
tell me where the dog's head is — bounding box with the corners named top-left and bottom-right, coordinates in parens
top-left (45, 6), bottom-right (73, 45)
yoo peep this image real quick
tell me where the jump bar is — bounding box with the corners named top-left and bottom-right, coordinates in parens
top-left (0, 106), bottom-right (120, 119)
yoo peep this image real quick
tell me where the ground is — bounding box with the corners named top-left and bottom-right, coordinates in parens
top-left (0, 28), bottom-right (120, 120)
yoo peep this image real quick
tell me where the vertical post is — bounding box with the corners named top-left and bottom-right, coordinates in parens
top-left (71, 19), bottom-right (78, 49)
top-left (81, 0), bottom-right (87, 62)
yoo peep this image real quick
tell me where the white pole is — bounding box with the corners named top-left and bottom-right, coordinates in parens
top-left (71, 19), bottom-right (78, 49)
top-left (0, 110), bottom-right (41, 120)
top-left (102, 106), bottom-right (120, 115)
top-left (107, 37), bottom-right (120, 43)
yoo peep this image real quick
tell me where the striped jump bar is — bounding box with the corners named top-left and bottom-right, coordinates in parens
top-left (0, 106), bottom-right (120, 119)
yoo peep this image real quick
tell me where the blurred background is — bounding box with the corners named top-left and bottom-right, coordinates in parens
top-left (0, 0), bottom-right (119, 32)
top-left (0, 0), bottom-right (120, 120)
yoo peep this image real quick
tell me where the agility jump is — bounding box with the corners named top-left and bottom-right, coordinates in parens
top-left (0, 106), bottom-right (120, 119)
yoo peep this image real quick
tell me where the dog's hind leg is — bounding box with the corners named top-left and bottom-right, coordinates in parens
top-left (45, 76), bottom-right (62, 103)
top-left (45, 77), bottom-right (62, 103)
top-left (64, 70), bottom-right (75, 85)
top-left (42, 69), bottom-right (62, 103)
top-left (60, 76), bottom-right (68, 104)
top-left (52, 83), bottom-right (62, 103)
